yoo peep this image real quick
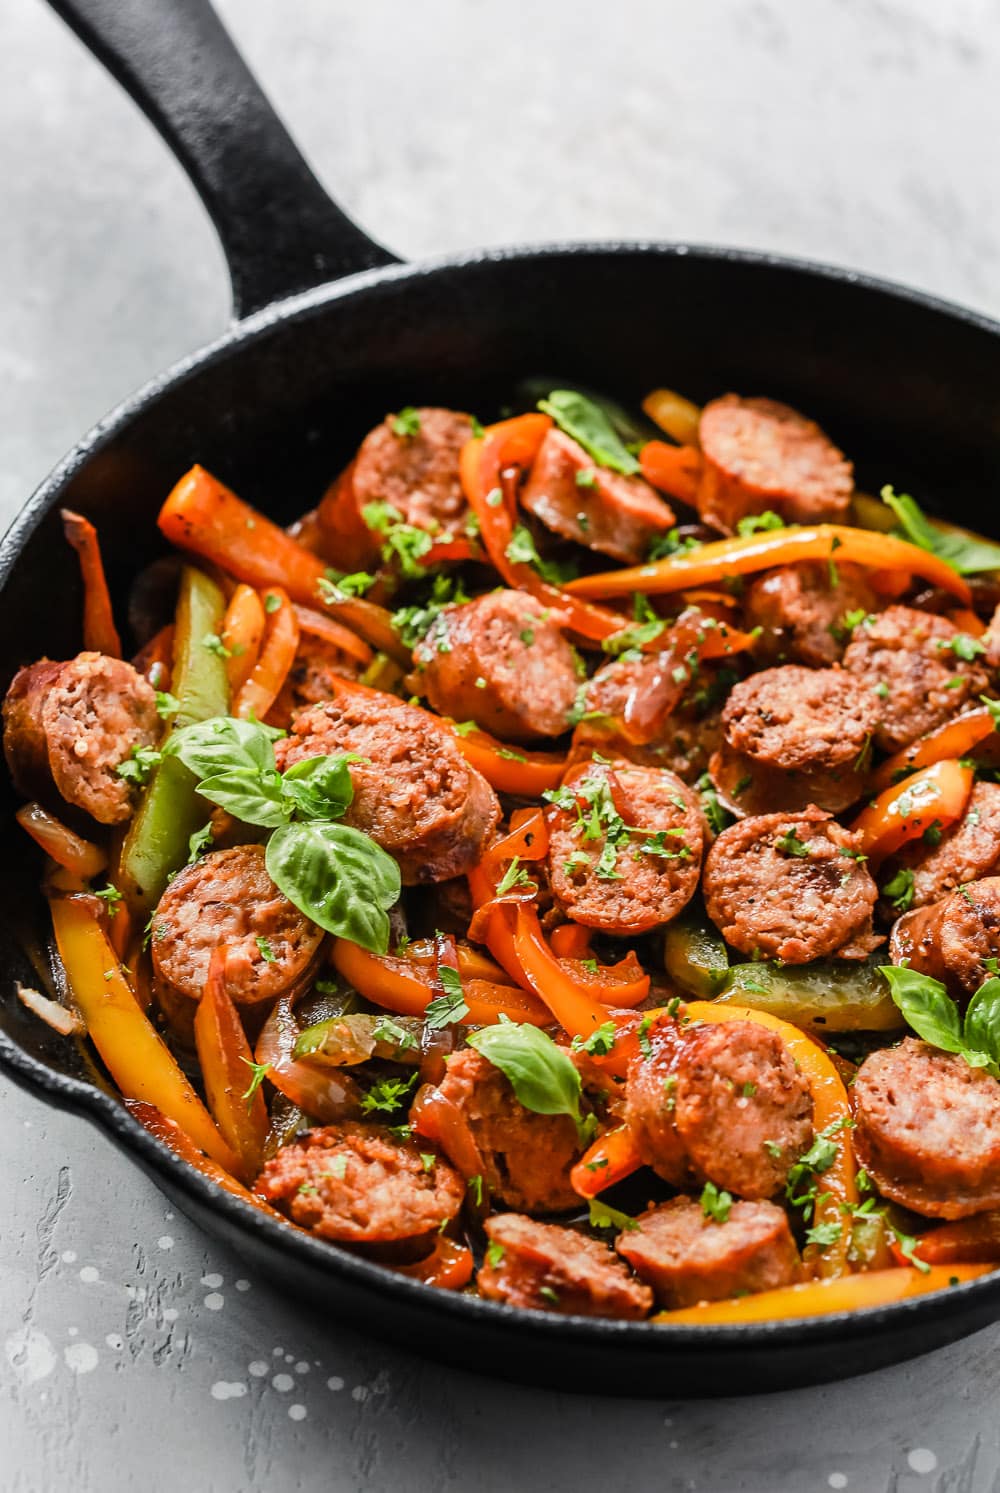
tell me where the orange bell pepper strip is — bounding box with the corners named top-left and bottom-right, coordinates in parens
top-left (125, 1100), bottom-right (287, 1223)
top-left (193, 947), bottom-right (269, 1183)
top-left (654, 1265), bottom-right (992, 1325)
top-left (17, 803), bottom-right (107, 879)
top-left (641, 388), bottom-right (702, 448)
top-left (639, 441), bottom-right (701, 505)
top-left (292, 603), bottom-right (374, 666)
top-left (549, 923), bottom-right (592, 959)
top-left (330, 936), bottom-right (552, 1026)
top-left (509, 905), bottom-right (611, 1037)
top-left (870, 709), bottom-right (996, 794)
top-left (234, 586), bottom-right (299, 720)
top-left (561, 952), bottom-right (649, 1008)
top-left (388, 1236), bottom-right (475, 1291)
top-left (851, 758), bottom-right (974, 863)
top-left (459, 417), bottom-right (625, 644)
top-left (61, 508), bottom-right (122, 658)
top-left (947, 608), bottom-right (986, 637)
top-left (448, 723), bottom-right (568, 796)
top-left (157, 465), bottom-right (407, 663)
top-left (565, 524), bottom-right (972, 603)
top-left (572, 1124), bottom-right (644, 1199)
top-left (906, 1212), bottom-right (1000, 1266)
top-left (221, 583), bottom-right (266, 695)
top-left (50, 895), bottom-right (238, 1172)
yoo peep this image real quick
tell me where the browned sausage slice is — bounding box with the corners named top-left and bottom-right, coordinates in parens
top-left (316, 408), bottom-right (474, 569)
top-left (702, 807), bottom-right (880, 962)
top-left (431, 1048), bottom-right (589, 1213)
top-left (853, 1038), bottom-right (1000, 1219)
top-left (256, 1121), bottom-right (465, 1243)
top-left (521, 428), bottom-right (675, 564)
top-left (711, 664), bottom-right (878, 817)
top-left (546, 760), bottom-right (705, 935)
top-left (889, 875), bottom-right (1000, 995)
top-left (3, 652), bottom-right (160, 826)
top-left (615, 1196), bottom-right (801, 1307)
top-left (697, 394), bottom-right (853, 533)
top-left (477, 1213), bottom-right (653, 1318)
top-left (745, 562), bottom-right (880, 668)
top-left (842, 606), bottom-right (991, 753)
top-left (275, 692), bottom-right (500, 884)
top-left (151, 844), bottom-right (325, 1008)
top-left (624, 1017), bottom-right (814, 1198)
top-left (891, 782), bottom-right (1000, 908)
top-left (411, 588), bottom-right (579, 740)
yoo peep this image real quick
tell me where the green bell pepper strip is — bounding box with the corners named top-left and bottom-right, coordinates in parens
top-left (116, 566), bottom-right (229, 917)
top-left (662, 912), bottom-right (729, 999)
top-left (718, 958), bottom-right (903, 1033)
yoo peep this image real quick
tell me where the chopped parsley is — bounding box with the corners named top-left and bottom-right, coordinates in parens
top-left (496, 856), bottom-right (535, 896)
top-left (240, 1058), bottom-right (271, 1108)
top-left (485, 1240), bottom-right (506, 1268)
top-left (588, 1199), bottom-right (639, 1233)
top-left (391, 572), bottom-right (471, 649)
top-left (93, 886), bottom-right (123, 916)
top-left (201, 632), bottom-right (232, 659)
top-left (361, 501), bottom-right (434, 578)
top-left (255, 936), bottom-right (275, 964)
top-left (116, 744), bottom-right (162, 786)
top-left (881, 867), bottom-right (915, 912)
top-left (391, 406), bottom-right (422, 438)
top-left (360, 1072), bottom-right (419, 1116)
top-left (425, 966), bottom-right (469, 1028)
top-left (700, 1181), bottom-right (733, 1223)
top-left (154, 689), bottom-right (180, 719)
top-left (775, 827), bottom-right (811, 858)
top-left (571, 1020), bottom-right (618, 1057)
top-left (735, 510), bottom-right (785, 537)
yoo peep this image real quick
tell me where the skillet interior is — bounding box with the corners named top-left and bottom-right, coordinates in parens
top-left (5, 243), bottom-right (1000, 1393)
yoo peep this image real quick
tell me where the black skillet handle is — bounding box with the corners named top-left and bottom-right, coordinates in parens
top-left (47, 0), bottom-right (400, 318)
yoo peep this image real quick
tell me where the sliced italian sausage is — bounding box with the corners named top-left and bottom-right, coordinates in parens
top-left (521, 428), bottom-right (675, 564)
top-left (853, 1038), bottom-right (1000, 1219)
top-left (151, 844), bottom-right (325, 1008)
top-left (411, 588), bottom-right (579, 740)
top-left (624, 1016), bottom-right (814, 1198)
top-left (889, 875), bottom-right (1000, 995)
top-left (275, 692), bottom-right (500, 884)
top-left (431, 1048), bottom-right (592, 1213)
top-left (3, 652), bottom-right (160, 826)
top-left (477, 1214), bottom-right (653, 1318)
top-left (615, 1196), bottom-right (801, 1307)
top-left (697, 395), bottom-right (853, 533)
top-left (891, 782), bottom-right (1000, 908)
top-left (710, 664), bottom-right (878, 817)
top-left (842, 606), bottom-right (991, 753)
top-left (546, 760), bottom-right (705, 935)
top-left (702, 807), bottom-right (880, 962)
top-left (256, 1121), bottom-right (465, 1244)
top-left (577, 652), bottom-right (727, 782)
top-left (266, 640), bottom-right (365, 730)
top-left (745, 562), bottom-right (880, 668)
top-left (317, 408), bottom-right (474, 569)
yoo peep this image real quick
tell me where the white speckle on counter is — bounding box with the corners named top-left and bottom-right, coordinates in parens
top-left (352, 1385), bottom-right (369, 1403)
top-left (210, 1381), bottom-right (247, 1401)
top-left (272, 1374), bottom-right (294, 1392)
top-left (60, 1250), bottom-right (76, 1264)
top-left (272, 1346), bottom-right (283, 1356)
top-left (79, 1265), bottom-right (99, 1283)
top-left (284, 1353), bottom-right (294, 1364)
top-left (828, 1476), bottom-right (848, 1490)
top-left (162, 1308), bottom-right (178, 1323)
top-left (295, 1361), bottom-right (309, 1374)
top-left (164, 1212), bottom-right (174, 1221)
top-left (235, 1279), bottom-right (250, 1292)
top-left (201, 1273), bottom-right (223, 1288)
top-left (105, 1334), bottom-right (124, 1351)
top-left (907, 1449), bottom-right (939, 1475)
top-left (157, 1236), bottom-right (173, 1250)
top-left (64, 1342), bottom-right (98, 1375)
top-left (288, 1404), bottom-right (307, 1421)
top-left (327, 1376), bottom-right (345, 1391)
top-left (248, 1361), bottom-right (268, 1378)
top-left (5, 1328), bottom-right (56, 1384)
top-left (203, 1293), bottom-right (224, 1311)
top-left (67, 1327), bottom-right (77, 1337)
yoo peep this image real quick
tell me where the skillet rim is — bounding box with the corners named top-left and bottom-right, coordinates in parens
top-left (6, 235), bottom-right (1000, 1357)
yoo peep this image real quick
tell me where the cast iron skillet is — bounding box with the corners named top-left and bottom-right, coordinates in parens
top-left (4, 0), bottom-right (1000, 1397)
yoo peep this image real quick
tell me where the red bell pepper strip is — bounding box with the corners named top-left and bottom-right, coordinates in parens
top-left (870, 709), bottom-right (996, 794)
top-left (565, 524), bottom-right (972, 603)
top-left (193, 947), bottom-right (269, 1183)
top-left (388, 1237), bottom-right (475, 1290)
top-left (571, 1124), bottom-right (644, 1198)
top-left (905, 1212), bottom-right (1000, 1266)
top-left (448, 723), bottom-right (568, 795)
top-left (850, 758), bottom-right (974, 863)
top-left (549, 923), bottom-right (592, 959)
top-left (234, 586), bottom-right (299, 721)
top-left (639, 440), bottom-right (701, 504)
top-left (330, 936), bottom-right (552, 1026)
top-left (292, 603), bottom-right (374, 665)
top-left (61, 508), bottom-right (122, 658)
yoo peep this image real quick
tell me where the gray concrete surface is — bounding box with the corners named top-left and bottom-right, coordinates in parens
top-left (3, 1), bottom-right (1000, 1488)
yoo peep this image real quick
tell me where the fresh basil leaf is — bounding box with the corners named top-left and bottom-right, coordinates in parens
top-left (881, 486), bottom-right (1000, 576)
top-left (265, 821), bottom-right (401, 953)
top-left (962, 977), bottom-right (1000, 1072)
top-left (538, 389), bottom-right (641, 476)
top-left (195, 769), bottom-right (288, 828)
top-left (280, 753), bottom-right (359, 822)
top-left (165, 715), bottom-right (278, 780)
top-left (879, 965), bottom-right (965, 1053)
top-left (468, 1021), bottom-right (587, 1139)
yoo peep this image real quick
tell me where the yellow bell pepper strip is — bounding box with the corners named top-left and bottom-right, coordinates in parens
top-left (850, 758), bottom-right (974, 864)
top-left (51, 895), bottom-right (238, 1171)
top-left (61, 508), bottom-right (122, 658)
top-left (448, 722), bottom-right (568, 796)
top-left (193, 947), bottom-right (269, 1184)
top-left (642, 388), bottom-right (703, 448)
top-left (653, 1264), bottom-right (992, 1325)
top-left (870, 709), bottom-right (996, 794)
top-left (116, 566), bottom-right (230, 919)
top-left (221, 583), bottom-right (266, 695)
top-left (564, 524), bottom-right (973, 603)
top-left (233, 586), bottom-right (298, 721)
top-left (125, 1099), bottom-right (287, 1223)
top-left (16, 803), bottom-right (107, 879)
top-left (571, 1124), bottom-right (643, 1199)
top-left (638, 441), bottom-right (701, 504)
top-left (330, 936), bottom-right (552, 1026)
top-left (158, 464), bottom-right (406, 663)
top-left (458, 415), bottom-right (627, 643)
